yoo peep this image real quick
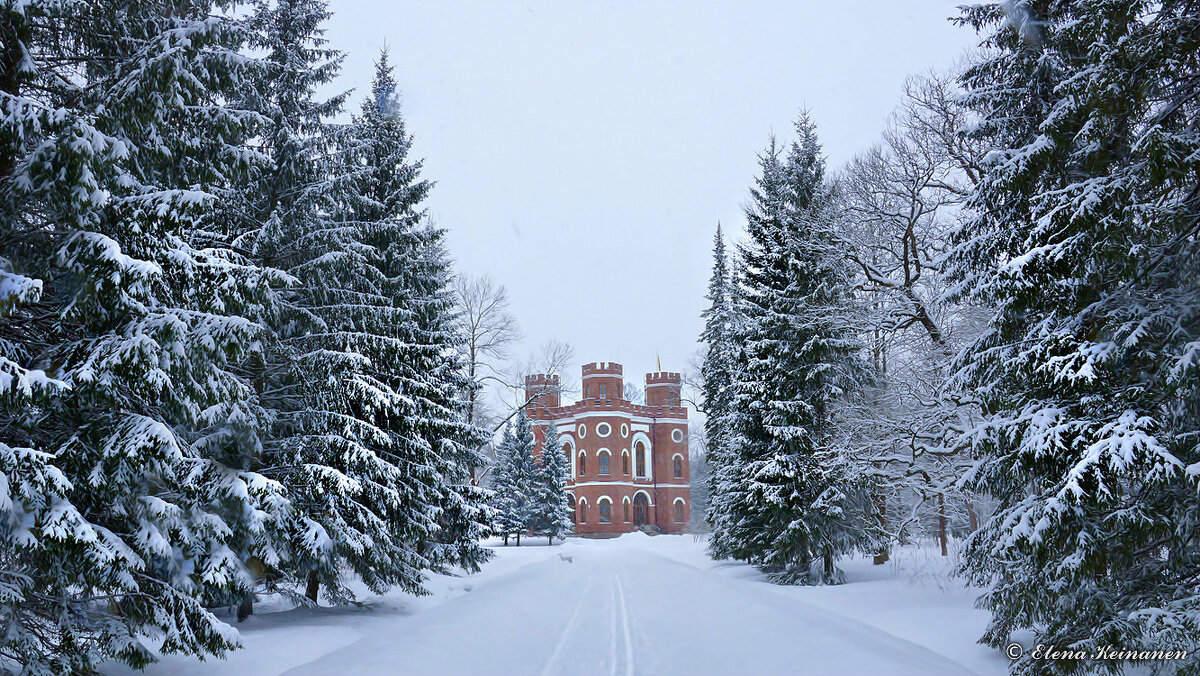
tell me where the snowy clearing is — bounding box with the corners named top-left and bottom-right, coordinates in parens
top-left (106, 534), bottom-right (1008, 676)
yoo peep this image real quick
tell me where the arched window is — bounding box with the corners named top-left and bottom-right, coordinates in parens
top-left (622, 451), bottom-right (630, 475)
top-left (578, 499), bottom-right (587, 523)
top-left (673, 455), bottom-right (683, 478)
top-left (578, 452), bottom-right (586, 476)
top-left (598, 451), bottom-right (610, 475)
top-left (623, 498), bottom-right (630, 522)
top-left (674, 499), bottom-right (686, 523)
top-left (598, 498), bottom-right (612, 524)
top-left (635, 442), bottom-right (646, 478)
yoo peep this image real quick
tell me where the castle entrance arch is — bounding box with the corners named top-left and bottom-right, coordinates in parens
top-left (633, 492), bottom-right (650, 527)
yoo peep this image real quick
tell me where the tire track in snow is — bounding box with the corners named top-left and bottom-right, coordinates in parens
top-left (539, 575), bottom-right (595, 676)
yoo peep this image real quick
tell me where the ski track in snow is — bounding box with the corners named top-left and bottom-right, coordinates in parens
top-left (540, 575), bottom-right (594, 676)
top-left (614, 574), bottom-right (635, 676)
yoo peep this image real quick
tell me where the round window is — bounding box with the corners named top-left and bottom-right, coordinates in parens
top-left (620, 423), bottom-right (629, 438)
top-left (671, 428), bottom-right (684, 443)
top-left (596, 422), bottom-right (611, 437)
top-left (577, 423), bottom-right (586, 438)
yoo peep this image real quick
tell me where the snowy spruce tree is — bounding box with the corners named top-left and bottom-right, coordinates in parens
top-left (491, 411), bottom-right (538, 546)
top-left (720, 116), bottom-right (872, 584)
top-left (0, 1), bottom-right (290, 672)
top-left (950, 2), bottom-right (1200, 674)
top-left (235, 0), bottom-right (370, 606)
top-left (340, 49), bottom-right (490, 579)
top-left (700, 224), bottom-right (741, 558)
top-left (399, 224), bottom-right (492, 573)
top-left (237, 1), bottom-right (491, 604)
top-left (531, 423), bottom-right (573, 544)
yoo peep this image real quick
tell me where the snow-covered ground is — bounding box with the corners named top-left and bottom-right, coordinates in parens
top-left (106, 534), bottom-right (1009, 676)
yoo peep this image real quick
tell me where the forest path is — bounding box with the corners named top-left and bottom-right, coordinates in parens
top-left (278, 537), bottom-right (982, 676)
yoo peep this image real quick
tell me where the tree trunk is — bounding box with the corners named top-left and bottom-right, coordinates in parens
top-left (938, 494), bottom-right (948, 557)
top-left (305, 572), bottom-right (320, 604)
top-left (873, 489), bottom-right (889, 565)
top-left (0, 15), bottom-right (26, 183)
top-left (822, 546), bottom-right (834, 582)
top-left (516, 532), bottom-right (521, 546)
top-left (967, 504), bottom-right (978, 532)
top-left (237, 593), bottom-right (254, 622)
top-left (503, 534), bottom-right (508, 546)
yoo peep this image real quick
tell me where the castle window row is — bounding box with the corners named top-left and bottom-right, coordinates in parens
top-left (570, 494), bottom-right (687, 525)
top-left (569, 422), bottom-right (687, 441)
top-left (573, 441), bottom-right (662, 479)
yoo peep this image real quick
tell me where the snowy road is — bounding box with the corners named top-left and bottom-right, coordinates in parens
top-left (280, 539), bottom-right (985, 676)
top-left (107, 535), bottom-right (1005, 676)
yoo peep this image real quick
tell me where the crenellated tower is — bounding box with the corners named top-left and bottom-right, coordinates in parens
top-left (524, 373), bottom-right (561, 412)
top-left (644, 371), bottom-right (682, 407)
top-left (581, 361), bottom-right (623, 400)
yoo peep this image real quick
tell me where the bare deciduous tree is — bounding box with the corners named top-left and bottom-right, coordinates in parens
top-left (454, 274), bottom-right (520, 484)
top-left (477, 340), bottom-right (578, 485)
top-left (454, 273), bottom-right (520, 432)
top-left (838, 72), bottom-right (991, 559)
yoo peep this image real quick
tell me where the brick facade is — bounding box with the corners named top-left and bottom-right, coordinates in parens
top-left (526, 362), bottom-right (691, 535)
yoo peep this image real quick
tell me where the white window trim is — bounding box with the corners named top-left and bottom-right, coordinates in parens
top-left (630, 431), bottom-right (653, 481)
top-left (562, 437), bottom-right (576, 480)
top-left (673, 497), bottom-right (686, 522)
top-left (597, 448), bottom-right (612, 475)
top-left (597, 495), bottom-right (613, 523)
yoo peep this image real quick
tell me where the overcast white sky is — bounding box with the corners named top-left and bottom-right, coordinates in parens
top-left (322, 1), bottom-right (979, 403)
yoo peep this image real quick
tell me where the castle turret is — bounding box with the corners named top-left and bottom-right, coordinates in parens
top-left (581, 361), bottom-right (623, 400)
top-left (524, 373), bottom-right (560, 411)
top-left (645, 371), bottom-right (682, 407)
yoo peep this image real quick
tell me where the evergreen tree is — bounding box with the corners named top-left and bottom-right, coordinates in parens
top-left (700, 224), bottom-right (740, 557)
top-left (236, 0), bottom-right (406, 605)
top-left (0, 1), bottom-right (288, 671)
top-left (351, 49), bottom-right (494, 579)
top-left (950, 2), bottom-right (1200, 673)
top-left (490, 411), bottom-right (537, 546)
top-left (403, 226), bottom-right (492, 573)
top-left (488, 424), bottom-right (518, 546)
top-left (350, 50), bottom-right (489, 576)
top-left (531, 423), bottom-right (572, 544)
top-left (342, 50), bottom-right (491, 577)
top-left (721, 116), bottom-right (871, 584)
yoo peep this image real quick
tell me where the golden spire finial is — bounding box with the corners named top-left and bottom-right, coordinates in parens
top-left (657, 354), bottom-right (662, 371)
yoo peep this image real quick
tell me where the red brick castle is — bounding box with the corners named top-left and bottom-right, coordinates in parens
top-left (526, 361), bottom-right (691, 535)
